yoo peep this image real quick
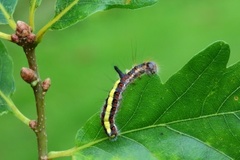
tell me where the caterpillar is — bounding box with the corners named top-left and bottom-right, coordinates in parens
top-left (101, 62), bottom-right (158, 138)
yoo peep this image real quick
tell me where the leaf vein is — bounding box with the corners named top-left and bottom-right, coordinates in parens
top-left (121, 135), bottom-right (158, 160)
top-left (166, 126), bottom-right (233, 159)
top-left (217, 85), bottom-right (240, 113)
top-left (154, 47), bottom-right (223, 124)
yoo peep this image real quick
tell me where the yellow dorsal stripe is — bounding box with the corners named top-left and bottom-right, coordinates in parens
top-left (103, 80), bottom-right (120, 135)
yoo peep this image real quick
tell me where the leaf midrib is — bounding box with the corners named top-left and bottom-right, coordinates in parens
top-left (121, 111), bottom-right (239, 136)
top-left (77, 112), bottom-right (237, 158)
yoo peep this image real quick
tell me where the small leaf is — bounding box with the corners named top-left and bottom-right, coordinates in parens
top-left (51, 0), bottom-right (157, 30)
top-left (0, 0), bottom-right (18, 24)
top-left (0, 40), bottom-right (15, 115)
top-left (73, 41), bottom-right (240, 159)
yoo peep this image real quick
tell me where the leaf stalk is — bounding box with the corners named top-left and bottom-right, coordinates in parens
top-left (36, 0), bottom-right (78, 42)
top-left (48, 138), bottom-right (105, 159)
top-left (0, 32), bottom-right (11, 41)
top-left (0, 90), bottom-right (30, 125)
top-left (29, 0), bottom-right (37, 30)
top-left (0, 3), bottom-right (16, 30)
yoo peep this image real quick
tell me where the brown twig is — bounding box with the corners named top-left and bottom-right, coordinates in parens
top-left (12, 21), bottom-right (50, 160)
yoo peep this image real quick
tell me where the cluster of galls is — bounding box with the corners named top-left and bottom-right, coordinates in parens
top-left (11, 21), bottom-right (36, 48)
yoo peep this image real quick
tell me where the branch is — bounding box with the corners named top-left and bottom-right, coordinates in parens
top-left (11, 21), bottom-right (50, 160)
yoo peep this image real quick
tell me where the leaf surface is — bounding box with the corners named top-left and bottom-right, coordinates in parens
top-left (51, 0), bottom-right (157, 30)
top-left (0, 40), bottom-right (15, 115)
top-left (0, 0), bottom-right (17, 24)
top-left (74, 41), bottom-right (240, 159)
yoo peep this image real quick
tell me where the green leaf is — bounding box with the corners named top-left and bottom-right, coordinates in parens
top-left (73, 41), bottom-right (240, 159)
top-left (0, 40), bottom-right (15, 115)
top-left (0, 0), bottom-right (17, 24)
top-left (51, 0), bottom-right (157, 30)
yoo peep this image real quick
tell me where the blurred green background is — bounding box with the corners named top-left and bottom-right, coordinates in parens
top-left (1, 0), bottom-right (240, 159)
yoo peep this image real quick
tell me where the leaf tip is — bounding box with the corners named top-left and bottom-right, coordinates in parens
top-left (213, 40), bottom-right (230, 51)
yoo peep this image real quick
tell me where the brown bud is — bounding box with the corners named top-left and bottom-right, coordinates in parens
top-left (42, 78), bottom-right (51, 92)
top-left (20, 67), bottom-right (37, 83)
top-left (29, 120), bottom-right (37, 129)
top-left (12, 21), bottom-right (36, 48)
top-left (16, 21), bottom-right (32, 37)
top-left (11, 34), bottom-right (19, 43)
top-left (27, 33), bottom-right (36, 43)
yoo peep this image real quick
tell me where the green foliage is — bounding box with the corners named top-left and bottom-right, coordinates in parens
top-left (0, 0), bottom-right (17, 24)
top-left (74, 41), bottom-right (240, 159)
top-left (1, 0), bottom-right (240, 159)
top-left (51, 0), bottom-right (157, 30)
top-left (0, 40), bottom-right (15, 115)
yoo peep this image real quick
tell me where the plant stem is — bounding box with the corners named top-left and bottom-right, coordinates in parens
top-left (0, 3), bottom-right (16, 30)
top-left (48, 147), bottom-right (77, 159)
top-left (29, 0), bottom-right (37, 30)
top-left (24, 47), bottom-right (48, 160)
top-left (0, 32), bottom-right (11, 41)
top-left (48, 138), bottom-right (106, 159)
top-left (12, 21), bottom-right (48, 160)
top-left (36, 0), bottom-right (78, 42)
top-left (0, 90), bottom-right (30, 125)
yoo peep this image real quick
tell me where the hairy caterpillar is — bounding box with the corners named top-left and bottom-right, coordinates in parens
top-left (101, 62), bottom-right (157, 138)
